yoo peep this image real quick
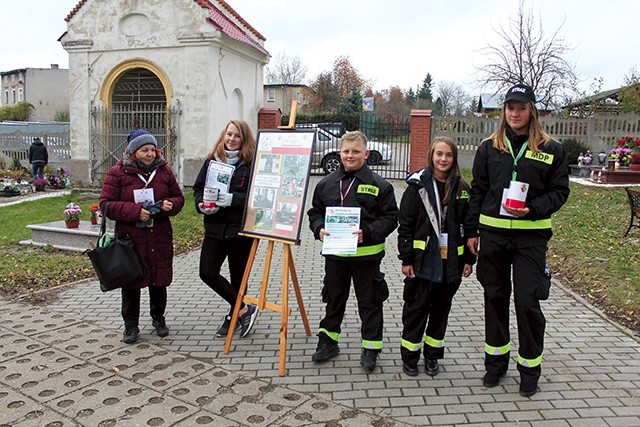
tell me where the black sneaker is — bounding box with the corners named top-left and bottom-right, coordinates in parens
top-left (425, 359), bottom-right (439, 376)
top-left (152, 317), bottom-right (169, 337)
top-left (215, 315), bottom-right (241, 338)
top-left (483, 371), bottom-right (506, 388)
top-left (123, 326), bottom-right (140, 344)
top-left (360, 349), bottom-right (379, 373)
top-left (239, 304), bottom-right (259, 338)
top-left (519, 381), bottom-right (538, 397)
top-left (312, 333), bottom-right (340, 362)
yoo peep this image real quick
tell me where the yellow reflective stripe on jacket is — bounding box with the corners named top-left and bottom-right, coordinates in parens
top-left (318, 328), bottom-right (340, 342)
top-left (362, 339), bottom-right (383, 350)
top-left (480, 214), bottom-right (552, 230)
top-left (517, 352), bottom-right (543, 368)
top-left (457, 245), bottom-right (464, 255)
top-left (485, 342), bottom-right (511, 356)
top-left (424, 335), bottom-right (445, 348)
top-left (401, 339), bottom-right (422, 352)
top-left (335, 243), bottom-right (385, 257)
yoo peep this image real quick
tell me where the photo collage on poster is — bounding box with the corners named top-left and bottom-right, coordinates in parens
top-left (242, 130), bottom-right (315, 243)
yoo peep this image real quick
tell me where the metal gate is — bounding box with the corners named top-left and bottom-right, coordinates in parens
top-left (90, 104), bottom-right (180, 183)
top-left (359, 112), bottom-right (410, 180)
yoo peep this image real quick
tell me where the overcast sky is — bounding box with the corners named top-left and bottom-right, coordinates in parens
top-left (2, 0), bottom-right (638, 97)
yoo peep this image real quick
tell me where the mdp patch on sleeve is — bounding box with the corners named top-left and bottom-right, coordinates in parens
top-left (525, 150), bottom-right (554, 164)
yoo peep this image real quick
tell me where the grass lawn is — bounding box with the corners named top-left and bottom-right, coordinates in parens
top-left (0, 190), bottom-right (203, 300)
top-left (0, 182), bottom-right (638, 334)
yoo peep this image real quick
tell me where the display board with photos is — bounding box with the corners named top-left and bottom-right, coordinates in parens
top-left (241, 129), bottom-right (315, 244)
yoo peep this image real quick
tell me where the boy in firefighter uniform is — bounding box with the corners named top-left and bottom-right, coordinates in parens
top-left (465, 84), bottom-right (569, 397)
top-left (307, 131), bottom-right (398, 373)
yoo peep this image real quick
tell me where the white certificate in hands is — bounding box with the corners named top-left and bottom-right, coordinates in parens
top-left (322, 206), bottom-right (361, 255)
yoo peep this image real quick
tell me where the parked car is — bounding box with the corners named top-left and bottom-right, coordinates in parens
top-left (301, 126), bottom-right (392, 174)
top-left (296, 122), bottom-right (346, 138)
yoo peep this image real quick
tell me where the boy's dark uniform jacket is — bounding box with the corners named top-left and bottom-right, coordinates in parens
top-left (398, 168), bottom-right (476, 284)
top-left (464, 136), bottom-right (569, 239)
top-left (308, 164), bottom-right (398, 260)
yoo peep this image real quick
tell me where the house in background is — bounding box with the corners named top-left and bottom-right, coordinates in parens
top-left (264, 84), bottom-right (310, 116)
top-left (60, 0), bottom-right (269, 185)
top-left (477, 93), bottom-right (503, 115)
top-left (0, 65), bottom-right (69, 121)
top-left (561, 87), bottom-right (622, 115)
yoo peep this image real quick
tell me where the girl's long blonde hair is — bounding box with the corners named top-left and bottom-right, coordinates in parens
top-left (208, 120), bottom-right (256, 164)
top-left (491, 101), bottom-right (550, 153)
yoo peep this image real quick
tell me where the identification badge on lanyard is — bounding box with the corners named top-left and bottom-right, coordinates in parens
top-left (439, 233), bottom-right (448, 259)
top-left (133, 188), bottom-right (155, 204)
top-left (134, 170), bottom-right (157, 204)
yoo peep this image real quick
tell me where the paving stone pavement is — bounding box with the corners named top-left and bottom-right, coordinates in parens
top-left (2, 176), bottom-right (639, 426)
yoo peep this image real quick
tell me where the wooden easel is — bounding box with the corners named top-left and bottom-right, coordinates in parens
top-left (278, 100), bottom-right (298, 129)
top-left (223, 233), bottom-right (311, 376)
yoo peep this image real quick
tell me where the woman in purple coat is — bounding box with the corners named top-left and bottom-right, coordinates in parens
top-left (99, 129), bottom-right (184, 344)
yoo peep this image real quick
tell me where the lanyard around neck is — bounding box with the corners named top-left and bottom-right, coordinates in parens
top-left (505, 138), bottom-right (528, 181)
top-left (339, 177), bottom-right (356, 206)
top-left (432, 179), bottom-right (448, 233)
top-left (137, 170), bottom-right (157, 188)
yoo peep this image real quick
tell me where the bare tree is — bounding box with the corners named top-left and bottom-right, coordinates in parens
top-left (475, 1), bottom-right (578, 109)
top-left (436, 81), bottom-right (472, 116)
top-left (265, 52), bottom-right (307, 84)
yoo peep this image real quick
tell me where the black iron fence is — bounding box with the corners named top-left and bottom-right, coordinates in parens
top-left (90, 105), bottom-right (180, 183)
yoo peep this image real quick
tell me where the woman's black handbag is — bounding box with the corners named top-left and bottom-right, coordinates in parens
top-left (85, 202), bottom-right (145, 292)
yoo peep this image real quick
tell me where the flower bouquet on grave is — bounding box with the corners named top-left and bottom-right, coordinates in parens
top-left (64, 203), bottom-right (82, 228)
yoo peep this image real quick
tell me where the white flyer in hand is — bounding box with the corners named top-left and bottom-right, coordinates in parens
top-left (205, 160), bottom-right (235, 195)
top-left (322, 206), bottom-right (361, 255)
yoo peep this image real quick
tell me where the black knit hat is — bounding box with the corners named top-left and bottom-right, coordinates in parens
top-left (504, 83), bottom-right (536, 104)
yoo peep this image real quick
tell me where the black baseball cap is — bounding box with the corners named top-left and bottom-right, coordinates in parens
top-left (504, 83), bottom-right (536, 104)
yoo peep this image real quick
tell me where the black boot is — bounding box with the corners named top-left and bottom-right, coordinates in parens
top-left (312, 332), bottom-right (340, 362)
top-left (152, 316), bottom-right (169, 337)
top-left (123, 325), bottom-right (140, 344)
top-left (401, 346), bottom-right (420, 376)
top-left (360, 348), bottom-right (379, 373)
top-left (425, 359), bottom-right (439, 376)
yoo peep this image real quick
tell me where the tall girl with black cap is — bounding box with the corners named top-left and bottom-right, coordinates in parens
top-left (464, 84), bottom-right (569, 397)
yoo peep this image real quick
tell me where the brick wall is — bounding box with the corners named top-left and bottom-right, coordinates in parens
top-left (409, 109), bottom-right (432, 172)
top-left (258, 108), bottom-right (282, 130)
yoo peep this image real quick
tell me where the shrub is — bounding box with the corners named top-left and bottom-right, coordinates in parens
top-left (561, 138), bottom-right (589, 169)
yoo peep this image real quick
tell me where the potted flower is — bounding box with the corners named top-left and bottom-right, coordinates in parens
top-left (48, 175), bottom-right (64, 190)
top-left (609, 146), bottom-right (633, 168)
top-left (610, 136), bottom-right (640, 169)
top-left (88, 203), bottom-right (100, 225)
top-left (33, 178), bottom-right (48, 191)
top-left (64, 203), bottom-right (82, 228)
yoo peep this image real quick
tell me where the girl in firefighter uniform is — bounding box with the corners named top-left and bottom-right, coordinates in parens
top-left (465, 84), bottom-right (569, 397)
top-left (398, 136), bottom-right (475, 377)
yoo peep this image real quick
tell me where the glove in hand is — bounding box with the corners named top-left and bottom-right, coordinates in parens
top-left (217, 193), bottom-right (233, 207)
top-left (198, 202), bottom-right (220, 215)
